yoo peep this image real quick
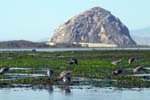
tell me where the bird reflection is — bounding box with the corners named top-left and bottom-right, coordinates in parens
top-left (60, 85), bottom-right (71, 95)
top-left (47, 85), bottom-right (53, 94)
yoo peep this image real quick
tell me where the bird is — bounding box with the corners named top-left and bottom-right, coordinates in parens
top-left (133, 66), bottom-right (144, 73)
top-left (112, 69), bottom-right (123, 76)
top-left (68, 58), bottom-right (78, 65)
top-left (47, 68), bottom-right (54, 80)
top-left (111, 59), bottom-right (121, 65)
top-left (47, 85), bottom-right (53, 94)
top-left (63, 76), bottom-right (71, 84)
top-left (128, 57), bottom-right (135, 64)
top-left (58, 70), bottom-right (72, 84)
top-left (59, 70), bottom-right (72, 79)
top-left (0, 66), bottom-right (10, 75)
top-left (72, 58), bottom-right (78, 65)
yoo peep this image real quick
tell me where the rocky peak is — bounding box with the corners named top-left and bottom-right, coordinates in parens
top-left (50, 7), bottom-right (136, 46)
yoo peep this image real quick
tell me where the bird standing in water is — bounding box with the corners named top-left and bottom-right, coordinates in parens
top-left (47, 68), bottom-right (54, 80)
top-left (59, 70), bottom-right (72, 84)
top-left (63, 76), bottom-right (71, 84)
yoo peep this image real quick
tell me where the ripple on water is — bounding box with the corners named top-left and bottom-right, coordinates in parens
top-left (0, 86), bottom-right (150, 100)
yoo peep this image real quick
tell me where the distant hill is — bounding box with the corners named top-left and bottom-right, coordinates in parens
top-left (0, 40), bottom-right (50, 48)
top-left (130, 27), bottom-right (150, 45)
top-left (50, 7), bottom-right (136, 46)
top-left (130, 27), bottom-right (150, 37)
top-left (131, 35), bottom-right (150, 45)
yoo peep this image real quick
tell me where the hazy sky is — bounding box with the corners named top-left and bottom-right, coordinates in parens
top-left (0, 0), bottom-right (149, 41)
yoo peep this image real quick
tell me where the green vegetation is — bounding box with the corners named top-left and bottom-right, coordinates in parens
top-left (0, 50), bottom-right (150, 88)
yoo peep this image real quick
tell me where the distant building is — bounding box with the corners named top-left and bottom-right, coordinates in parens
top-left (46, 41), bottom-right (117, 47)
top-left (46, 42), bottom-right (56, 46)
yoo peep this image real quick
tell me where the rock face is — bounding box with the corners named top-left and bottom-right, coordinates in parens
top-left (50, 7), bottom-right (136, 46)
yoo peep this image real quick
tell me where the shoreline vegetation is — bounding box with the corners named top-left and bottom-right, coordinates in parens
top-left (0, 50), bottom-right (150, 88)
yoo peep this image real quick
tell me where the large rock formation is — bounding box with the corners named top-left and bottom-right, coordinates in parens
top-left (50, 7), bottom-right (136, 46)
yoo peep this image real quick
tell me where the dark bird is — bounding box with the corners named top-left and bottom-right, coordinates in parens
top-left (47, 68), bottom-right (54, 80)
top-left (133, 66), bottom-right (144, 73)
top-left (0, 66), bottom-right (10, 75)
top-left (111, 59), bottom-right (121, 65)
top-left (63, 76), bottom-right (71, 84)
top-left (112, 69), bottom-right (123, 76)
top-left (68, 58), bottom-right (78, 65)
top-left (128, 57), bottom-right (135, 64)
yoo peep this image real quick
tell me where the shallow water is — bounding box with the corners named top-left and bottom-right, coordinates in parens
top-left (0, 47), bottom-right (150, 52)
top-left (10, 67), bottom-right (32, 70)
top-left (0, 86), bottom-right (150, 100)
top-left (5, 73), bottom-right (46, 79)
top-left (131, 74), bottom-right (150, 77)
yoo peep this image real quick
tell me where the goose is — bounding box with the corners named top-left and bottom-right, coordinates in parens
top-left (0, 66), bottom-right (10, 75)
top-left (112, 69), bottom-right (123, 76)
top-left (59, 70), bottom-right (72, 84)
top-left (133, 66), bottom-right (144, 73)
top-left (68, 58), bottom-right (78, 65)
top-left (59, 70), bottom-right (72, 79)
top-left (111, 59), bottom-right (121, 65)
top-left (63, 76), bottom-right (71, 84)
top-left (47, 68), bottom-right (54, 80)
top-left (128, 57), bottom-right (135, 64)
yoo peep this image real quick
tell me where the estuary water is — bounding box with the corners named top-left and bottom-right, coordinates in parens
top-left (0, 86), bottom-right (150, 100)
top-left (0, 48), bottom-right (150, 100)
top-left (0, 47), bottom-right (150, 52)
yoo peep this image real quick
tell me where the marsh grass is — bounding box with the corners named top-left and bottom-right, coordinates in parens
top-left (0, 50), bottom-right (150, 87)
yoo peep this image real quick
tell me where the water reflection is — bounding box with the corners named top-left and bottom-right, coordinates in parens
top-left (47, 85), bottom-right (53, 94)
top-left (0, 86), bottom-right (150, 100)
top-left (59, 85), bottom-right (71, 95)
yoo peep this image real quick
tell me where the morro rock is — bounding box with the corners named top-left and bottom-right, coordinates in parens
top-left (50, 7), bottom-right (136, 46)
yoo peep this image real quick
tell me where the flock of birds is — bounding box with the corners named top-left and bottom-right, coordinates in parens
top-left (0, 58), bottom-right (78, 84)
top-left (112, 57), bottom-right (145, 76)
top-left (0, 57), bottom-right (146, 84)
top-left (47, 58), bottom-right (78, 84)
